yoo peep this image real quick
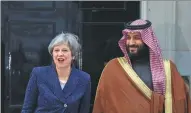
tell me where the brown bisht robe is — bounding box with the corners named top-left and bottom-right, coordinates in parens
top-left (92, 57), bottom-right (191, 113)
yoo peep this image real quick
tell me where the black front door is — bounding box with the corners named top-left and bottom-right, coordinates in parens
top-left (2, 1), bottom-right (140, 113)
top-left (2, 1), bottom-right (80, 113)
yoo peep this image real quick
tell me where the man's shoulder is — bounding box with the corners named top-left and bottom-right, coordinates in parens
top-left (100, 58), bottom-right (122, 81)
top-left (105, 57), bottom-right (121, 67)
top-left (163, 59), bottom-right (177, 68)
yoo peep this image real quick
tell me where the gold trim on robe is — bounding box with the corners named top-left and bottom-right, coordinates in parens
top-left (117, 57), bottom-right (172, 113)
top-left (164, 59), bottom-right (172, 113)
top-left (117, 57), bottom-right (152, 100)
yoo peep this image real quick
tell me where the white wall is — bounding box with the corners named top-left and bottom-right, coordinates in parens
top-left (141, 1), bottom-right (191, 76)
top-left (141, 1), bottom-right (191, 94)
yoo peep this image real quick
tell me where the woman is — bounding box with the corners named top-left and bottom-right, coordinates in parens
top-left (21, 33), bottom-right (91, 113)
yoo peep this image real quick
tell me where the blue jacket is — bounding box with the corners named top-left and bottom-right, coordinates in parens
top-left (21, 64), bottom-right (91, 113)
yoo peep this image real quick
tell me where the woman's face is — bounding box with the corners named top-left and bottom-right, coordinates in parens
top-left (52, 43), bottom-right (73, 68)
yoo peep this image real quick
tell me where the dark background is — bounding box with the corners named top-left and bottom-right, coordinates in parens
top-left (1, 1), bottom-right (140, 113)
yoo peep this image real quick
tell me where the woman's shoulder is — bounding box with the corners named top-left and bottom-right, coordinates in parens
top-left (75, 68), bottom-right (91, 81)
top-left (30, 66), bottom-right (52, 79)
top-left (32, 65), bottom-right (51, 73)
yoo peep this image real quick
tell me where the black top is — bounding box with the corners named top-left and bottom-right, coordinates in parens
top-left (131, 55), bottom-right (153, 90)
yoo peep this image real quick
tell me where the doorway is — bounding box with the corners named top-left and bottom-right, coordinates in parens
top-left (2, 1), bottom-right (140, 113)
top-left (79, 1), bottom-right (140, 112)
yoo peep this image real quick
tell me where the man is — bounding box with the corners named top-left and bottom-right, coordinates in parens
top-left (92, 19), bottom-right (191, 113)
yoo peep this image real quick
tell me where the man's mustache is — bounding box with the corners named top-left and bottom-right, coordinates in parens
top-left (127, 45), bottom-right (139, 48)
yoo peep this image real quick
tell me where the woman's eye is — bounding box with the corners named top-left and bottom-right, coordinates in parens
top-left (62, 49), bottom-right (68, 52)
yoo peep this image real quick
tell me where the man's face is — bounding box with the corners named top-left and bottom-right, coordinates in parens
top-left (126, 32), bottom-right (145, 57)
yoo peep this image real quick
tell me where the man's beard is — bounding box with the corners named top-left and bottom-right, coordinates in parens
top-left (126, 43), bottom-right (149, 61)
